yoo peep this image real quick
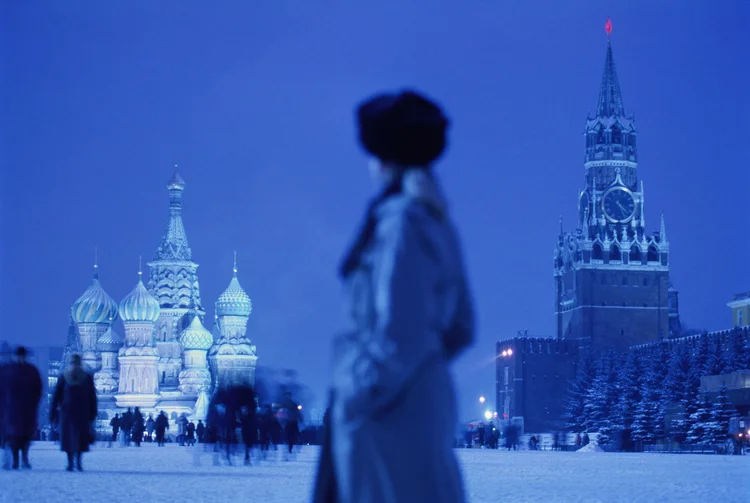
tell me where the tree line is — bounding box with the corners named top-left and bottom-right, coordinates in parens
top-left (564, 329), bottom-right (749, 447)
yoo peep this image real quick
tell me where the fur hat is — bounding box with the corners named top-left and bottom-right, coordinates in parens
top-left (356, 90), bottom-right (449, 167)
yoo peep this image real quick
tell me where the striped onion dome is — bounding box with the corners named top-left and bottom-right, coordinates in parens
top-left (180, 315), bottom-right (213, 350)
top-left (119, 274), bottom-right (161, 323)
top-left (97, 325), bottom-right (123, 352)
top-left (216, 271), bottom-right (252, 318)
top-left (71, 269), bottom-right (119, 324)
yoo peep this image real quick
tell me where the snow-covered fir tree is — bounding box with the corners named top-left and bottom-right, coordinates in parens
top-left (664, 347), bottom-right (691, 442)
top-left (704, 336), bottom-right (726, 377)
top-left (726, 329), bottom-right (750, 372)
top-left (584, 351), bottom-right (621, 445)
top-left (632, 345), bottom-right (669, 444)
top-left (706, 384), bottom-right (737, 445)
top-left (685, 393), bottom-right (714, 444)
top-left (564, 352), bottom-right (597, 432)
top-left (613, 350), bottom-right (643, 446)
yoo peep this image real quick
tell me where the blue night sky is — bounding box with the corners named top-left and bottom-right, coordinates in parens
top-left (2, 2), bottom-right (748, 420)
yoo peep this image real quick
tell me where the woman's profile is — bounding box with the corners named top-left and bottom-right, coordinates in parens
top-left (315, 89), bottom-right (475, 503)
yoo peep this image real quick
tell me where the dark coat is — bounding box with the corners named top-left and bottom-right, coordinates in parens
top-left (0, 361), bottom-right (11, 446)
top-left (50, 366), bottom-right (97, 453)
top-left (2, 361), bottom-right (43, 438)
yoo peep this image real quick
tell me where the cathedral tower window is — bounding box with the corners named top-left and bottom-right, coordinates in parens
top-left (611, 127), bottom-right (621, 144)
top-left (629, 245), bottom-right (641, 263)
top-left (647, 245), bottom-right (659, 262)
top-left (643, 277), bottom-right (649, 286)
top-left (622, 276), bottom-right (628, 286)
top-left (592, 242), bottom-right (603, 261)
top-left (609, 244), bottom-right (621, 262)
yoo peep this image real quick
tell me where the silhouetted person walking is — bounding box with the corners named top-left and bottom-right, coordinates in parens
top-left (315, 90), bottom-right (474, 503)
top-left (0, 342), bottom-right (13, 470)
top-left (155, 411), bottom-right (168, 446)
top-left (3, 346), bottom-right (43, 469)
top-left (50, 354), bottom-right (97, 471)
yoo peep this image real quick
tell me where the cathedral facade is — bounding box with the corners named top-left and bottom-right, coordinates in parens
top-left (65, 171), bottom-right (258, 420)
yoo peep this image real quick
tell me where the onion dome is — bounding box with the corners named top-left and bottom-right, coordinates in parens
top-left (97, 324), bottom-right (123, 352)
top-left (181, 315), bottom-right (213, 350)
top-left (215, 256), bottom-right (252, 317)
top-left (71, 266), bottom-right (119, 324)
top-left (119, 268), bottom-right (161, 323)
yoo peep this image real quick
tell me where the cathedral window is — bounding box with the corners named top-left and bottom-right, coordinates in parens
top-left (592, 243), bottom-right (603, 261)
top-left (611, 127), bottom-right (622, 145)
top-left (643, 277), bottom-right (649, 286)
top-left (647, 245), bottom-right (659, 262)
top-left (622, 276), bottom-right (628, 286)
top-left (629, 245), bottom-right (641, 263)
top-left (609, 244), bottom-right (621, 262)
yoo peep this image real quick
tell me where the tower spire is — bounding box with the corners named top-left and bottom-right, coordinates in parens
top-left (596, 19), bottom-right (624, 118)
top-left (154, 166), bottom-right (192, 261)
top-left (138, 255), bottom-right (143, 279)
top-left (93, 246), bottom-right (99, 279)
top-left (660, 213), bottom-right (667, 242)
top-left (233, 251), bottom-right (238, 277)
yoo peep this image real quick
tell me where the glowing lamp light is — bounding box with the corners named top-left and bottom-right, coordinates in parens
top-left (479, 396), bottom-right (486, 404)
top-left (484, 410), bottom-right (493, 421)
top-left (493, 412), bottom-right (499, 419)
top-left (501, 351), bottom-right (507, 357)
top-left (297, 405), bottom-right (303, 410)
top-left (507, 348), bottom-right (513, 356)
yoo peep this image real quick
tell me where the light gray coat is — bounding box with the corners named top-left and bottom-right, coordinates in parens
top-left (331, 169), bottom-right (475, 503)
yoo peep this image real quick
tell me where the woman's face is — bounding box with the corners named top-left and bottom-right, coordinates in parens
top-left (367, 158), bottom-right (383, 185)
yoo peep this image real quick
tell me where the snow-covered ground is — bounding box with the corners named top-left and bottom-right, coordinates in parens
top-left (0, 442), bottom-right (748, 502)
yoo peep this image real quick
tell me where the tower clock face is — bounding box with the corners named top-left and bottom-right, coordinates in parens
top-left (602, 187), bottom-right (636, 223)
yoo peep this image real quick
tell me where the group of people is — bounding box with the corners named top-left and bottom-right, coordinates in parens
top-left (109, 409), bottom-right (197, 446)
top-left (204, 386), bottom-right (303, 466)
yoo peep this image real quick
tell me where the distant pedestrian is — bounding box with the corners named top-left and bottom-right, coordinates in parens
top-left (155, 411), bottom-right (169, 447)
top-left (196, 420), bottom-right (205, 443)
top-left (110, 414), bottom-right (120, 443)
top-left (146, 414), bottom-right (155, 442)
top-left (3, 346), bottom-right (43, 469)
top-left (0, 342), bottom-right (13, 470)
top-left (50, 354), bottom-right (98, 471)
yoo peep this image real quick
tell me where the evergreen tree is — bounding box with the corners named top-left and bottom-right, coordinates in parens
top-left (613, 351), bottom-right (643, 448)
top-left (726, 329), bottom-right (750, 372)
top-left (632, 345), bottom-right (669, 444)
top-left (686, 393), bottom-right (713, 444)
top-left (681, 337), bottom-right (712, 437)
top-left (664, 347), bottom-right (691, 442)
top-left (704, 336), bottom-right (726, 377)
top-left (706, 385), bottom-right (738, 445)
top-left (584, 351), bottom-right (621, 445)
top-left (564, 352), bottom-right (597, 432)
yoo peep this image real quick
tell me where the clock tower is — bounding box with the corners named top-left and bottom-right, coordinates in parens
top-left (554, 22), bottom-right (671, 352)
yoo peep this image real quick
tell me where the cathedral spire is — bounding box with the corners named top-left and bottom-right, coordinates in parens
top-left (596, 20), bottom-right (625, 118)
top-left (93, 246), bottom-right (99, 279)
top-left (660, 212), bottom-right (667, 242)
top-left (154, 166), bottom-right (192, 261)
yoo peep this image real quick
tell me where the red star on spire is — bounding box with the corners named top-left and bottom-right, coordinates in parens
top-left (605, 18), bottom-right (613, 38)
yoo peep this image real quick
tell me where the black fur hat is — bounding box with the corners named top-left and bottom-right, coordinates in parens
top-left (356, 90), bottom-right (449, 167)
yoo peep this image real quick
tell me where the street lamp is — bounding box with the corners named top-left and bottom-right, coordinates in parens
top-left (484, 410), bottom-right (493, 421)
top-left (479, 396), bottom-right (486, 404)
